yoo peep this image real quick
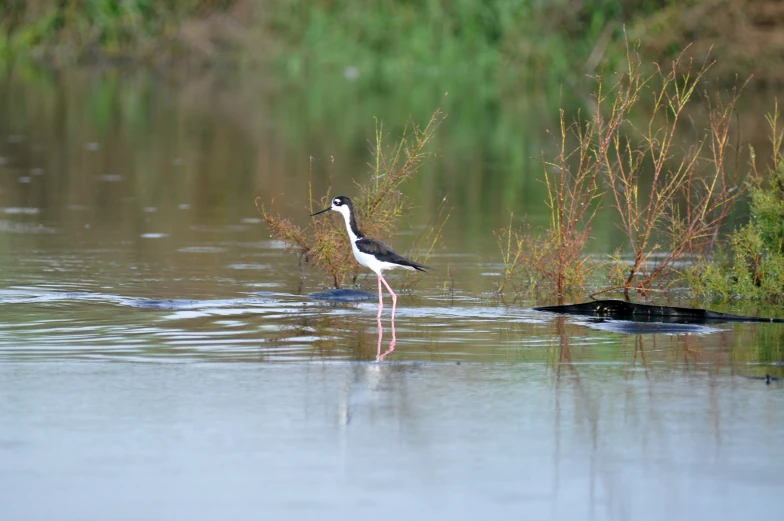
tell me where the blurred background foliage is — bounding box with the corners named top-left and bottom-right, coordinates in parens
top-left (2, 1), bottom-right (783, 274)
top-left (4, 1), bottom-right (774, 86)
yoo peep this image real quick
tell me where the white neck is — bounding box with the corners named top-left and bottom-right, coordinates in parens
top-left (336, 206), bottom-right (359, 242)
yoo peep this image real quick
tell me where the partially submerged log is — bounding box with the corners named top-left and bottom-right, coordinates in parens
top-left (534, 299), bottom-right (784, 324)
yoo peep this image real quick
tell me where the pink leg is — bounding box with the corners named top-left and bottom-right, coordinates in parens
top-left (376, 276), bottom-right (384, 318)
top-left (390, 313), bottom-right (396, 342)
top-left (376, 317), bottom-right (383, 360)
top-left (376, 317), bottom-right (396, 362)
top-left (378, 274), bottom-right (397, 321)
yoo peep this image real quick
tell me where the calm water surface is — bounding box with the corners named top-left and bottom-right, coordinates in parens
top-left (1, 68), bottom-right (783, 520)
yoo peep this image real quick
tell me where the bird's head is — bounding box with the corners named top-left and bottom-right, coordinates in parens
top-left (311, 196), bottom-right (353, 218)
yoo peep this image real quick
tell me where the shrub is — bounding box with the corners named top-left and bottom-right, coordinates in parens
top-left (256, 105), bottom-right (446, 288)
top-left (496, 40), bottom-right (745, 298)
top-left (688, 110), bottom-right (784, 302)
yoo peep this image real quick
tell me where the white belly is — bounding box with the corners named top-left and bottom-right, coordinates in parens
top-left (351, 244), bottom-right (414, 275)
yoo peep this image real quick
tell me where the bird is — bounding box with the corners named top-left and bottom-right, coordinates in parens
top-left (311, 196), bottom-right (430, 319)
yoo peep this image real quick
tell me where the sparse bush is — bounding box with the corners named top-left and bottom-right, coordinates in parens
top-left (256, 105), bottom-right (447, 288)
top-left (591, 47), bottom-right (744, 297)
top-left (494, 102), bottom-right (603, 298)
top-left (688, 108), bottom-right (784, 302)
top-left (496, 41), bottom-right (745, 299)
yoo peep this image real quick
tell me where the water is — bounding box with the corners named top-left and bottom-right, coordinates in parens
top-left (3, 363), bottom-right (783, 520)
top-left (1, 67), bottom-right (783, 520)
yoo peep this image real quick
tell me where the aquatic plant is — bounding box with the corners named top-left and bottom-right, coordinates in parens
top-left (496, 42), bottom-right (745, 298)
top-left (590, 46), bottom-right (744, 297)
top-left (256, 105), bottom-right (447, 288)
top-left (494, 102), bottom-right (603, 297)
top-left (687, 104), bottom-right (784, 302)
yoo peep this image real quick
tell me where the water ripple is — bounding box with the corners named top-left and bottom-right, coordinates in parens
top-left (0, 286), bottom-right (755, 364)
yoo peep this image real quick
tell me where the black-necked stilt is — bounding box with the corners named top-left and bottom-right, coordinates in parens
top-left (311, 196), bottom-right (430, 319)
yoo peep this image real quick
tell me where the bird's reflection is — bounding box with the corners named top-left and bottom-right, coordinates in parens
top-left (376, 317), bottom-right (396, 361)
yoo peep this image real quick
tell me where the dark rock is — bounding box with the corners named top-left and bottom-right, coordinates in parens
top-left (308, 289), bottom-right (377, 302)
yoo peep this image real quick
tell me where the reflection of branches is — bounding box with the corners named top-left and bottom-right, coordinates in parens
top-left (544, 314), bottom-right (755, 517)
top-left (633, 334), bottom-right (648, 366)
top-left (552, 316), bottom-right (603, 515)
top-left (551, 316), bottom-right (570, 515)
top-left (554, 316), bottom-right (573, 367)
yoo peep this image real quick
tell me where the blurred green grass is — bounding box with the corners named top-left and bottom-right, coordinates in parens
top-left (0, 1), bottom-right (664, 86)
top-left (0, 0), bottom-right (219, 64)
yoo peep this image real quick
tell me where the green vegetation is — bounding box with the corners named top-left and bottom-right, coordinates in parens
top-left (261, 0), bottom-right (661, 89)
top-left (2, 1), bottom-right (772, 89)
top-left (494, 104), bottom-right (603, 297)
top-left (687, 108), bottom-right (784, 302)
top-left (496, 45), bottom-right (744, 298)
top-left (1, 1), bottom-right (669, 85)
top-left (256, 105), bottom-right (447, 288)
top-left (0, 0), bottom-right (217, 64)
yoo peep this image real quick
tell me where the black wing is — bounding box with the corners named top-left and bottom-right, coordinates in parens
top-left (355, 238), bottom-right (432, 271)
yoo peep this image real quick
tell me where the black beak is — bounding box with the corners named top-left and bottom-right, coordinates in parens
top-left (310, 207), bottom-right (331, 217)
